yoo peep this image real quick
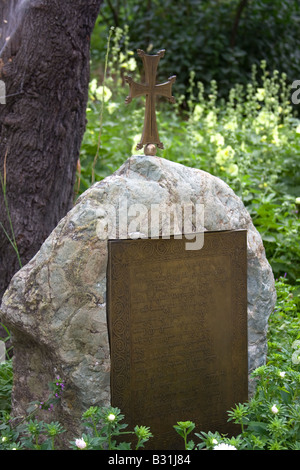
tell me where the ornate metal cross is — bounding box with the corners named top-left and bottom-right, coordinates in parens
top-left (125, 49), bottom-right (176, 156)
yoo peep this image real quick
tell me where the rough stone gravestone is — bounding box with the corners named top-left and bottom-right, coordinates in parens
top-left (0, 155), bottom-right (277, 447)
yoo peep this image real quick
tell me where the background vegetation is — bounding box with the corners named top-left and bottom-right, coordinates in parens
top-left (92, 0), bottom-right (300, 100)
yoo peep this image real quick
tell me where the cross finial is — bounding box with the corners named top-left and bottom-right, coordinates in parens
top-left (125, 49), bottom-right (176, 156)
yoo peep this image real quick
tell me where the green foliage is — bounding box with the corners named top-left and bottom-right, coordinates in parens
top-left (0, 156), bottom-right (22, 269)
top-left (0, 358), bottom-right (12, 420)
top-left (0, 381), bottom-right (152, 450)
top-left (1, 12), bottom-right (300, 451)
top-left (80, 28), bottom-right (300, 281)
top-left (94, 0), bottom-right (300, 99)
top-left (173, 421), bottom-right (196, 450)
top-left (267, 277), bottom-right (300, 367)
top-left (0, 278), bottom-right (298, 450)
top-left (174, 277), bottom-right (300, 450)
top-left (77, 26), bottom-right (143, 191)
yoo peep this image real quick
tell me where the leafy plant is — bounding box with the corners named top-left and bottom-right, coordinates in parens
top-left (0, 376), bottom-right (66, 450)
top-left (173, 421), bottom-right (195, 450)
top-left (1, 19), bottom-right (300, 451)
top-left (226, 363), bottom-right (300, 450)
top-left (0, 372), bottom-right (152, 450)
top-left (0, 323), bottom-right (12, 360)
top-left (0, 150), bottom-right (22, 269)
top-left (19, 419), bottom-right (65, 450)
top-left (175, 362), bottom-right (300, 450)
top-left (70, 406), bottom-right (152, 450)
top-left (0, 358), bottom-right (12, 420)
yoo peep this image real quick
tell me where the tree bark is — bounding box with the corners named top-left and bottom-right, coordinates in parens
top-left (0, 0), bottom-right (102, 302)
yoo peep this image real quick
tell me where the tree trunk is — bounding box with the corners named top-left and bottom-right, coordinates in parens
top-left (0, 0), bottom-right (102, 302)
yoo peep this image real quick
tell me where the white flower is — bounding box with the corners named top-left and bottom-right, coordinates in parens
top-left (292, 350), bottom-right (300, 365)
top-left (1, 436), bottom-right (8, 442)
top-left (213, 443), bottom-right (237, 450)
top-left (271, 405), bottom-right (279, 414)
top-left (75, 438), bottom-right (87, 449)
top-left (279, 371), bottom-right (286, 378)
top-left (107, 413), bottom-right (116, 422)
top-left (212, 439), bottom-right (218, 445)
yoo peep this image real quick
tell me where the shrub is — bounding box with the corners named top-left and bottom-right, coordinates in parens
top-left (93, 0), bottom-right (300, 99)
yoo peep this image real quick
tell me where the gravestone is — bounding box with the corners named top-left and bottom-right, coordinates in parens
top-left (0, 155), bottom-right (276, 447)
top-left (108, 231), bottom-right (248, 449)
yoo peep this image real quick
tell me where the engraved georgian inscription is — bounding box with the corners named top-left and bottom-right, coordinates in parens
top-left (107, 230), bottom-right (248, 450)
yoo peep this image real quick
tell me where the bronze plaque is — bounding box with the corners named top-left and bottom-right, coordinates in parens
top-left (107, 230), bottom-right (248, 450)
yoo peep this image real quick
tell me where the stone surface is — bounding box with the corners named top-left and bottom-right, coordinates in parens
top-left (0, 155), bottom-right (276, 443)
